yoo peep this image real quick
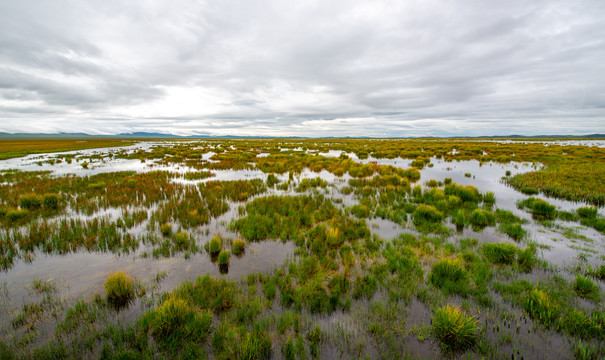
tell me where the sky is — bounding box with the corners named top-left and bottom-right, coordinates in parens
top-left (0, 0), bottom-right (604, 137)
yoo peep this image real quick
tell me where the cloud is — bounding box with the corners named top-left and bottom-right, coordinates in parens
top-left (0, 0), bottom-right (604, 136)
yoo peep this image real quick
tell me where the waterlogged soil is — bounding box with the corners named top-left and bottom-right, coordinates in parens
top-left (0, 140), bottom-right (603, 359)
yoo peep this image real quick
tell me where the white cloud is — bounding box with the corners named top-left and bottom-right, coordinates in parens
top-left (0, 0), bottom-right (604, 136)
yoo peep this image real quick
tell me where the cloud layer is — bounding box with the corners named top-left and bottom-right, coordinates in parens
top-left (1, 0), bottom-right (604, 136)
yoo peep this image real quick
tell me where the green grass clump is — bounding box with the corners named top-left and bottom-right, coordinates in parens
top-left (236, 329), bottom-right (273, 360)
top-left (564, 309), bottom-right (604, 340)
top-left (444, 184), bottom-right (481, 203)
top-left (531, 199), bottom-right (557, 220)
top-left (232, 238), bottom-right (246, 255)
top-left (42, 193), bottom-right (60, 210)
top-left (218, 250), bottom-right (230, 265)
top-left (517, 246), bottom-right (538, 272)
top-left (524, 288), bottom-right (560, 326)
top-left (19, 194), bottom-right (43, 211)
top-left (453, 209), bottom-right (466, 227)
top-left (432, 304), bottom-right (479, 351)
top-left (507, 161), bottom-right (605, 207)
top-left (574, 275), bottom-right (601, 301)
top-left (469, 209), bottom-right (495, 230)
top-left (518, 197), bottom-right (557, 220)
top-left (160, 223), bottom-right (172, 237)
top-left (104, 271), bottom-right (136, 307)
top-left (183, 171), bottom-right (213, 180)
top-left (146, 295), bottom-right (212, 350)
top-left (483, 191), bottom-right (496, 206)
top-left (208, 235), bottom-right (222, 254)
top-left (520, 186), bottom-right (539, 195)
top-left (573, 339), bottom-right (603, 360)
top-left (577, 207), bottom-right (598, 219)
top-left (586, 264), bottom-right (605, 281)
top-left (213, 323), bottom-right (273, 360)
top-left (575, 207), bottom-right (605, 233)
top-left (232, 195), bottom-right (337, 241)
top-left (175, 275), bottom-right (239, 313)
top-left (6, 209), bottom-right (28, 223)
top-left (295, 177), bottom-right (328, 192)
top-left (352, 274), bottom-right (378, 300)
top-left (349, 204), bottom-right (370, 218)
top-left (429, 258), bottom-right (470, 295)
top-left (482, 243), bottom-right (517, 265)
top-left (413, 204), bottom-right (443, 224)
top-left (494, 209), bottom-right (525, 224)
top-left (173, 231), bottom-right (191, 251)
top-left (499, 223), bottom-right (527, 241)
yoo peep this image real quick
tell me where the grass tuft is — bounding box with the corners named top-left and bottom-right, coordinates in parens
top-left (429, 258), bottom-right (470, 295)
top-left (517, 246), bottom-right (538, 272)
top-left (499, 223), bottom-right (527, 241)
top-left (208, 235), bottom-right (222, 254)
top-left (574, 275), bottom-right (601, 301)
top-left (432, 304), bottom-right (479, 351)
top-left (104, 271), bottom-right (135, 308)
top-left (232, 238), bottom-right (246, 256)
top-left (218, 250), bottom-right (230, 265)
top-left (146, 295), bottom-right (212, 350)
top-left (482, 242), bottom-right (517, 265)
top-left (524, 288), bottom-right (560, 326)
top-left (19, 194), bottom-right (43, 211)
top-left (469, 209), bottom-right (495, 230)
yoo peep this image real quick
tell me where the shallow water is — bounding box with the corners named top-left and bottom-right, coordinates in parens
top-left (0, 239), bottom-right (295, 331)
top-left (457, 139), bottom-right (605, 148)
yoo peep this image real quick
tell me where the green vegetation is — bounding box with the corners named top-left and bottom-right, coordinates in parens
top-left (574, 275), bottom-right (600, 301)
top-left (517, 246), bottom-right (538, 272)
top-left (413, 204), bottom-right (444, 224)
top-left (104, 271), bottom-right (136, 307)
top-left (0, 139), bottom-right (136, 160)
top-left (218, 250), bottom-right (230, 265)
top-left (482, 242), bottom-right (517, 265)
top-left (432, 304), bottom-right (479, 351)
top-left (429, 258), bottom-right (471, 295)
top-left (499, 223), bottom-right (527, 241)
top-left (0, 138), bottom-right (603, 359)
top-left (232, 238), bottom-right (246, 255)
top-left (525, 288), bottom-right (560, 326)
top-left (469, 209), bottom-right (495, 230)
top-left (508, 161), bottom-right (605, 206)
top-left (208, 235), bottom-right (222, 254)
top-left (144, 295), bottom-right (213, 350)
top-left (517, 197), bottom-right (557, 220)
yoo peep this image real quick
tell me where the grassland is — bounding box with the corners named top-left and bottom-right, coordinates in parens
top-left (0, 139), bottom-right (137, 160)
top-left (0, 138), bottom-right (603, 359)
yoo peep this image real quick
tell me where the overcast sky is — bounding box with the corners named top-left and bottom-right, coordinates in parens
top-left (1, 0), bottom-right (604, 137)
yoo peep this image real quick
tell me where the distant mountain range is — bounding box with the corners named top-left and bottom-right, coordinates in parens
top-left (0, 132), bottom-right (603, 139)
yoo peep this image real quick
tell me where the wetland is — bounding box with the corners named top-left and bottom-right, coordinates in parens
top-left (0, 138), bottom-right (603, 359)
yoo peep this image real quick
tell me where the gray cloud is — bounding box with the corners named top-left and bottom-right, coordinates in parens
top-left (0, 0), bottom-right (604, 136)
